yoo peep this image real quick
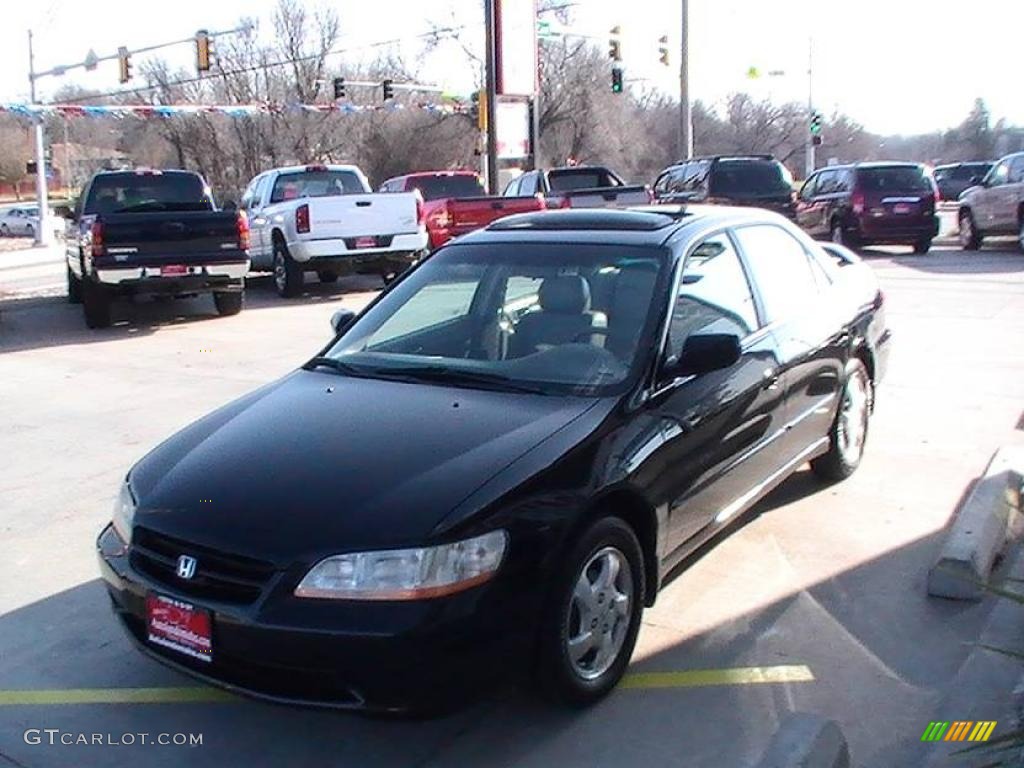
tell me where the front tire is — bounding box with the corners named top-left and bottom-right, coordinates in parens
top-left (535, 517), bottom-right (645, 707)
top-left (273, 241), bottom-right (303, 298)
top-left (213, 291), bottom-right (243, 316)
top-left (959, 209), bottom-right (981, 250)
top-left (82, 280), bottom-right (112, 329)
top-left (811, 358), bottom-right (872, 482)
top-left (67, 264), bottom-right (82, 304)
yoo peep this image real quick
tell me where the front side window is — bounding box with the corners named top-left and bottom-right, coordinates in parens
top-left (324, 244), bottom-right (668, 395)
top-left (799, 174), bottom-right (819, 200)
top-left (667, 234), bottom-right (757, 359)
top-left (987, 161), bottom-right (1010, 187)
top-left (733, 224), bottom-right (820, 322)
top-left (1009, 157), bottom-right (1024, 184)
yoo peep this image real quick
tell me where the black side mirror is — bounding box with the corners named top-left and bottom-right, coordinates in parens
top-left (667, 333), bottom-right (742, 378)
top-left (222, 200), bottom-right (238, 213)
top-left (330, 308), bottom-right (356, 335)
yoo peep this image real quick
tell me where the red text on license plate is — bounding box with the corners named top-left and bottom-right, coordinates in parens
top-left (161, 264), bottom-right (188, 276)
top-left (893, 203), bottom-right (912, 214)
top-left (354, 236), bottom-right (377, 249)
top-left (146, 593), bottom-right (213, 662)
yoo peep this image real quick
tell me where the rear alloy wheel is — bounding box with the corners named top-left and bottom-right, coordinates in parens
top-left (213, 291), bottom-right (244, 316)
top-left (536, 517), bottom-right (644, 707)
top-left (82, 280), bottom-right (112, 329)
top-left (958, 210), bottom-right (981, 250)
top-left (912, 237), bottom-right (932, 255)
top-left (272, 242), bottom-right (303, 298)
top-left (67, 264), bottom-right (82, 304)
top-left (0, 223), bottom-right (9, 237)
top-left (811, 358), bottom-right (872, 482)
top-left (317, 270), bottom-right (339, 284)
top-left (25, 224), bottom-right (34, 239)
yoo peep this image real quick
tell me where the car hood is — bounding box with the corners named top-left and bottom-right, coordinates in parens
top-left (129, 370), bottom-right (597, 564)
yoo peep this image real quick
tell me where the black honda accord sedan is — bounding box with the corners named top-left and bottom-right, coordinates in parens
top-left (97, 206), bottom-right (890, 712)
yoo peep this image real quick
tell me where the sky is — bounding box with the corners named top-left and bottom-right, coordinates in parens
top-left (0, 0), bottom-right (1020, 137)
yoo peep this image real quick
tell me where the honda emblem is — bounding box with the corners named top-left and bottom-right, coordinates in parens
top-left (176, 555), bottom-right (197, 580)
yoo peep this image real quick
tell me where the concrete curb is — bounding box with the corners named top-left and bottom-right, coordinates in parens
top-left (752, 713), bottom-right (850, 768)
top-left (927, 447), bottom-right (1024, 601)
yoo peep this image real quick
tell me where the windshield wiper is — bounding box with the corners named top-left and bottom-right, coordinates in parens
top-left (303, 356), bottom-right (370, 377)
top-left (375, 365), bottom-right (549, 395)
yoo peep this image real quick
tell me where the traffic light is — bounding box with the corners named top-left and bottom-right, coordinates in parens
top-left (195, 30), bottom-right (213, 73)
top-left (658, 35), bottom-right (670, 67)
top-left (608, 26), bottom-right (622, 62)
top-left (117, 47), bottom-right (132, 84)
top-left (382, 79), bottom-right (394, 101)
top-left (333, 77), bottom-right (346, 100)
top-left (611, 67), bottom-right (624, 94)
top-left (810, 112), bottom-right (823, 145)
top-left (471, 89), bottom-right (487, 132)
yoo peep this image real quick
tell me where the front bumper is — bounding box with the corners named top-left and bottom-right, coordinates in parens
top-left (97, 526), bottom-right (535, 712)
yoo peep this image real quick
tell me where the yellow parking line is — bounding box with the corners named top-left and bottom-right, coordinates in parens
top-left (621, 665), bottom-right (815, 690)
top-left (0, 687), bottom-right (236, 706)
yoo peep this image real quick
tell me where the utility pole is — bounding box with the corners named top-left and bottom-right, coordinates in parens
top-left (483, 0), bottom-right (500, 194)
top-left (805, 37), bottom-right (815, 179)
top-left (27, 30), bottom-right (50, 247)
top-left (678, 0), bottom-right (693, 160)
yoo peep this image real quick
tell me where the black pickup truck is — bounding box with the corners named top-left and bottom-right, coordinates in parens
top-left (65, 169), bottom-right (250, 328)
top-left (502, 166), bottom-right (652, 209)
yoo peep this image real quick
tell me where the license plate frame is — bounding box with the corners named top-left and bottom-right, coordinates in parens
top-left (353, 236), bottom-right (378, 249)
top-left (160, 264), bottom-right (188, 276)
top-left (146, 593), bottom-right (213, 663)
top-left (892, 203), bottom-right (912, 215)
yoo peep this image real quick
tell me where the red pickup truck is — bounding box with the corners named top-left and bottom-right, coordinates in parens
top-left (379, 171), bottom-right (546, 250)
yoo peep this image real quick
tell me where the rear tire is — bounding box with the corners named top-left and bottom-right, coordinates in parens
top-left (67, 264), bottom-right (82, 304)
top-left (82, 280), bottom-right (112, 329)
top-left (273, 241), bottom-right (303, 298)
top-left (535, 516), bottom-right (645, 708)
top-left (811, 358), bottom-right (872, 482)
top-left (958, 209), bottom-right (981, 250)
top-left (830, 220), bottom-right (859, 250)
top-left (213, 291), bottom-right (243, 316)
top-left (317, 270), bottom-right (339, 284)
top-left (912, 237), bottom-right (932, 255)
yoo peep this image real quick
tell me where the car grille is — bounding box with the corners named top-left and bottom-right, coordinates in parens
top-left (130, 527), bottom-right (275, 605)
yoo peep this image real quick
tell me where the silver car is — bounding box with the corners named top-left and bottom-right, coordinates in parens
top-left (957, 152), bottom-right (1024, 250)
top-left (0, 206), bottom-right (41, 237)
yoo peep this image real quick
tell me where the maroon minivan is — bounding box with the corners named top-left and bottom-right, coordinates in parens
top-left (795, 162), bottom-right (939, 253)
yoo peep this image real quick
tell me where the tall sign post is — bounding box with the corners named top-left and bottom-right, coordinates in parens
top-left (27, 31), bottom-right (50, 247)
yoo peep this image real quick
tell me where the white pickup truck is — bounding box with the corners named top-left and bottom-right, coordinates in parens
top-left (240, 164), bottom-right (428, 297)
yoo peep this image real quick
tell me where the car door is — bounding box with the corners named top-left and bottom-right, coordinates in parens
top-left (796, 173), bottom-right (821, 234)
top-left (646, 231), bottom-right (787, 553)
top-left (247, 174), bottom-right (275, 267)
top-left (976, 159), bottom-right (1010, 231)
top-left (1004, 155), bottom-right (1024, 233)
top-left (733, 223), bottom-right (845, 464)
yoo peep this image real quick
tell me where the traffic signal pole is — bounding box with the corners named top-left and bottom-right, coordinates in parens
top-left (27, 31), bottom-right (50, 247)
top-left (805, 37), bottom-right (815, 178)
top-left (483, 0), bottom-right (499, 195)
top-left (679, 0), bottom-right (692, 160)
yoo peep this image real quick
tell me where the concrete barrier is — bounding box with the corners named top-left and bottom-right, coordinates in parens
top-left (753, 713), bottom-right (850, 768)
top-left (927, 447), bottom-right (1024, 601)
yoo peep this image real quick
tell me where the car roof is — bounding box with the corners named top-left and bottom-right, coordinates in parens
top-left (270, 164), bottom-right (364, 175)
top-left (661, 155), bottom-right (776, 170)
top-left (386, 170), bottom-right (478, 181)
top-left (92, 169), bottom-right (199, 178)
top-left (458, 205), bottom-right (791, 249)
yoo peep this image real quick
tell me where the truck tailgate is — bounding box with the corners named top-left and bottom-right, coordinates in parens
top-left (100, 211), bottom-right (243, 260)
top-left (447, 196), bottom-right (545, 231)
top-left (560, 186), bottom-right (651, 209)
top-left (308, 193), bottom-right (420, 239)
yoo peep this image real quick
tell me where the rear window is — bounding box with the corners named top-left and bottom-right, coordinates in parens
top-left (547, 169), bottom-right (619, 192)
top-left (84, 173), bottom-right (211, 215)
top-left (856, 166), bottom-right (931, 193)
top-left (270, 170), bottom-right (367, 204)
top-left (708, 159), bottom-right (791, 196)
top-left (409, 175), bottom-right (485, 201)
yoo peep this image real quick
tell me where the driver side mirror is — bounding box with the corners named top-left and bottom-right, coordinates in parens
top-left (330, 308), bottom-right (356, 335)
top-left (665, 333), bottom-right (742, 378)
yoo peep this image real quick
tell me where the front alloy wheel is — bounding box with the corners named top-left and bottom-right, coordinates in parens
top-left (566, 547), bottom-right (634, 681)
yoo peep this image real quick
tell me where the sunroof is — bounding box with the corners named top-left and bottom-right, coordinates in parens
top-left (488, 209), bottom-right (678, 232)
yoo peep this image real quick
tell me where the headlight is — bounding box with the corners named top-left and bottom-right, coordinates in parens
top-left (111, 481), bottom-right (136, 545)
top-left (294, 530), bottom-right (508, 601)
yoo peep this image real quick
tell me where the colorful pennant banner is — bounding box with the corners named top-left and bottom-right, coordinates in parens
top-left (0, 102), bottom-right (470, 119)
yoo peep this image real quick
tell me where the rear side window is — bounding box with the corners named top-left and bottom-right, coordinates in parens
top-left (270, 170), bottom-right (367, 203)
top-left (709, 159), bottom-right (791, 196)
top-left (547, 169), bottom-right (619, 192)
top-left (410, 175), bottom-right (485, 201)
top-left (856, 166), bottom-right (931, 193)
top-left (84, 173), bottom-right (211, 215)
top-left (733, 224), bottom-right (819, 322)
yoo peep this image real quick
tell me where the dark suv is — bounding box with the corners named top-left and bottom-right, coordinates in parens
top-left (653, 155), bottom-right (796, 218)
top-left (933, 162), bottom-right (992, 202)
top-left (795, 162), bottom-right (939, 253)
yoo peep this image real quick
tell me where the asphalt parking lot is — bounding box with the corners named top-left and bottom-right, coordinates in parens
top-left (1, 241), bottom-right (1023, 767)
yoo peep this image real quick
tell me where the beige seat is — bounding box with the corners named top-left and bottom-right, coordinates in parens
top-left (512, 276), bottom-right (607, 357)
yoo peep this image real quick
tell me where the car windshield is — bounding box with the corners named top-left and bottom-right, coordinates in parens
top-left (857, 166), bottom-right (932, 193)
top-left (709, 160), bottom-right (792, 196)
top-left (410, 175), bottom-right (485, 201)
top-left (84, 173), bottom-right (212, 214)
top-left (320, 243), bottom-right (668, 396)
top-left (270, 170), bottom-right (366, 203)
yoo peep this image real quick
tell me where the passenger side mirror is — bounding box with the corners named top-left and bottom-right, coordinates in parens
top-left (330, 308), bottom-right (356, 335)
top-left (667, 334), bottom-right (742, 378)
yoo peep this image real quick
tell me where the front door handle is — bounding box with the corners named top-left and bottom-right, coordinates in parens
top-left (763, 368), bottom-right (780, 390)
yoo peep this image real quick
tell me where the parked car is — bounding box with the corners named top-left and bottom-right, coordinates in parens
top-left (97, 205), bottom-right (889, 713)
top-left (653, 155), bottom-right (796, 218)
top-left (0, 205), bottom-right (40, 237)
top-left (795, 162), bottom-right (939, 253)
top-left (65, 169), bottom-right (250, 329)
top-left (933, 162), bottom-right (993, 202)
top-left (379, 170), bottom-right (546, 250)
top-left (240, 164), bottom-right (428, 297)
top-left (503, 165), bottom-right (651, 208)
top-left (957, 152), bottom-right (1024, 250)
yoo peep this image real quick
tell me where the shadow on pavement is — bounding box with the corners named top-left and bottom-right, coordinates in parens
top-left (0, 472), bottom-right (1003, 768)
